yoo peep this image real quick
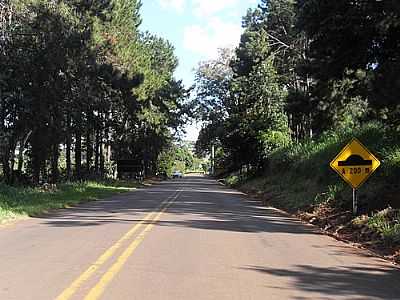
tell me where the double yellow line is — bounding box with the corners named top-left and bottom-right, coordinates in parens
top-left (56, 190), bottom-right (181, 300)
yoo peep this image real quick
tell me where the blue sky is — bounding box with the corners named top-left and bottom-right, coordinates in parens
top-left (140, 0), bottom-right (259, 140)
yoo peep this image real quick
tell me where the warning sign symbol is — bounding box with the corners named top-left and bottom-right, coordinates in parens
top-left (330, 138), bottom-right (380, 189)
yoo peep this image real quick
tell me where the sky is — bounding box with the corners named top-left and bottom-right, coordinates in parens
top-left (140, 0), bottom-right (259, 141)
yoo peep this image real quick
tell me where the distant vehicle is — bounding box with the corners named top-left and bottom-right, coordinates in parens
top-left (172, 171), bottom-right (183, 178)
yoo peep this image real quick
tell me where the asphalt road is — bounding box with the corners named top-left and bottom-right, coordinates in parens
top-left (1, 176), bottom-right (400, 300)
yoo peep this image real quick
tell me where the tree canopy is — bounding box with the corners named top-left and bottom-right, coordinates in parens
top-left (194, 0), bottom-right (400, 174)
top-left (0, 0), bottom-right (190, 184)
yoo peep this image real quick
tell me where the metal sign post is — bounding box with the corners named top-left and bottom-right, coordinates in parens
top-left (353, 188), bottom-right (358, 215)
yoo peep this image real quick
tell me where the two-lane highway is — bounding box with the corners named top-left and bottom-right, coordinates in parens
top-left (1, 176), bottom-right (400, 299)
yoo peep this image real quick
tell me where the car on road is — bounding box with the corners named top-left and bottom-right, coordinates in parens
top-left (172, 171), bottom-right (183, 178)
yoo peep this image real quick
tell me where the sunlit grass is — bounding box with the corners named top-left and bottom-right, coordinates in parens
top-left (226, 122), bottom-right (400, 213)
top-left (225, 174), bottom-right (240, 186)
top-left (0, 180), bottom-right (140, 224)
top-left (367, 209), bottom-right (400, 245)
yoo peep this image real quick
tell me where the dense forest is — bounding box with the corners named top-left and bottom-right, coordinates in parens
top-left (2, 0), bottom-right (400, 189)
top-left (0, 0), bottom-right (190, 185)
top-left (193, 0), bottom-right (400, 249)
top-left (194, 0), bottom-right (400, 174)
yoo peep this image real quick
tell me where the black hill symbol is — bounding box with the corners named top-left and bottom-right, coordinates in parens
top-left (338, 154), bottom-right (372, 166)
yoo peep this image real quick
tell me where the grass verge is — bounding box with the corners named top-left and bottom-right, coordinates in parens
top-left (0, 180), bottom-right (141, 224)
top-left (224, 122), bottom-right (400, 263)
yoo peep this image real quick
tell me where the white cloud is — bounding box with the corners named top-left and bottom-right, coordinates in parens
top-left (192, 0), bottom-right (239, 17)
top-left (159, 0), bottom-right (185, 13)
top-left (183, 17), bottom-right (242, 58)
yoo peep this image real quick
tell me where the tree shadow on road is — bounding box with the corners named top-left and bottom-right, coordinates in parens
top-left (36, 177), bottom-right (321, 236)
top-left (242, 264), bottom-right (400, 300)
top-left (28, 176), bottom-right (400, 299)
top-left (156, 177), bottom-right (320, 235)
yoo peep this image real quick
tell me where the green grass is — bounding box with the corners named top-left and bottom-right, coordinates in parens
top-left (248, 122), bottom-right (400, 212)
top-left (367, 209), bottom-right (400, 245)
top-left (225, 122), bottom-right (400, 246)
top-left (0, 180), bottom-right (140, 224)
top-left (225, 174), bottom-right (240, 186)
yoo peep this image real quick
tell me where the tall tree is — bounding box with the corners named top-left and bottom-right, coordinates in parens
top-left (298, 0), bottom-right (400, 127)
top-left (0, 0), bottom-right (188, 184)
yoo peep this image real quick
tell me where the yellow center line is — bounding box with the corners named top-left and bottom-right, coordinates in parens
top-left (83, 191), bottom-right (181, 300)
top-left (55, 191), bottom-right (179, 300)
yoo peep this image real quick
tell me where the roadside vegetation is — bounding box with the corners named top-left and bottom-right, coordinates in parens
top-left (224, 123), bottom-right (400, 262)
top-left (0, 0), bottom-right (195, 223)
top-left (0, 180), bottom-right (140, 224)
top-left (193, 1), bottom-right (400, 262)
top-left (0, 0), bottom-right (190, 186)
top-left (157, 141), bottom-right (208, 177)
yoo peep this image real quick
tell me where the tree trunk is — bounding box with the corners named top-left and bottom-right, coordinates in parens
top-left (75, 129), bottom-right (82, 180)
top-left (100, 131), bottom-right (105, 177)
top-left (31, 130), bottom-right (42, 185)
top-left (51, 142), bottom-right (59, 183)
top-left (86, 109), bottom-right (93, 176)
top-left (104, 119), bottom-right (111, 163)
top-left (9, 144), bottom-right (15, 184)
top-left (1, 154), bottom-right (11, 184)
top-left (74, 108), bottom-right (83, 180)
top-left (41, 159), bottom-right (48, 182)
top-left (66, 114), bottom-right (72, 180)
top-left (86, 128), bottom-right (93, 176)
top-left (94, 129), bottom-right (100, 174)
top-left (17, 130), bottom-right (32, 173)
top-left (66, 136), bottom-right (71, 180)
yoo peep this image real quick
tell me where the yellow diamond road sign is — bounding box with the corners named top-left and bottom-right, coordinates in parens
top-left (330, 138), bottom-right (380, 189)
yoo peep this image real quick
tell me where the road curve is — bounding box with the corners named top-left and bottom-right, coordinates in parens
top-left (1, 176), bottom-right (399, 300)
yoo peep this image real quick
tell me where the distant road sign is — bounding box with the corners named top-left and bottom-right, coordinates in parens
top-left (330, 138), bottom-right (380, 189)
top-left (117, 160), bottom-right (143, 173)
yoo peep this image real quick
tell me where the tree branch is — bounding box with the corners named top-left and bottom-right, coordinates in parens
top-left (266, 33), bottom-right (290, 49)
